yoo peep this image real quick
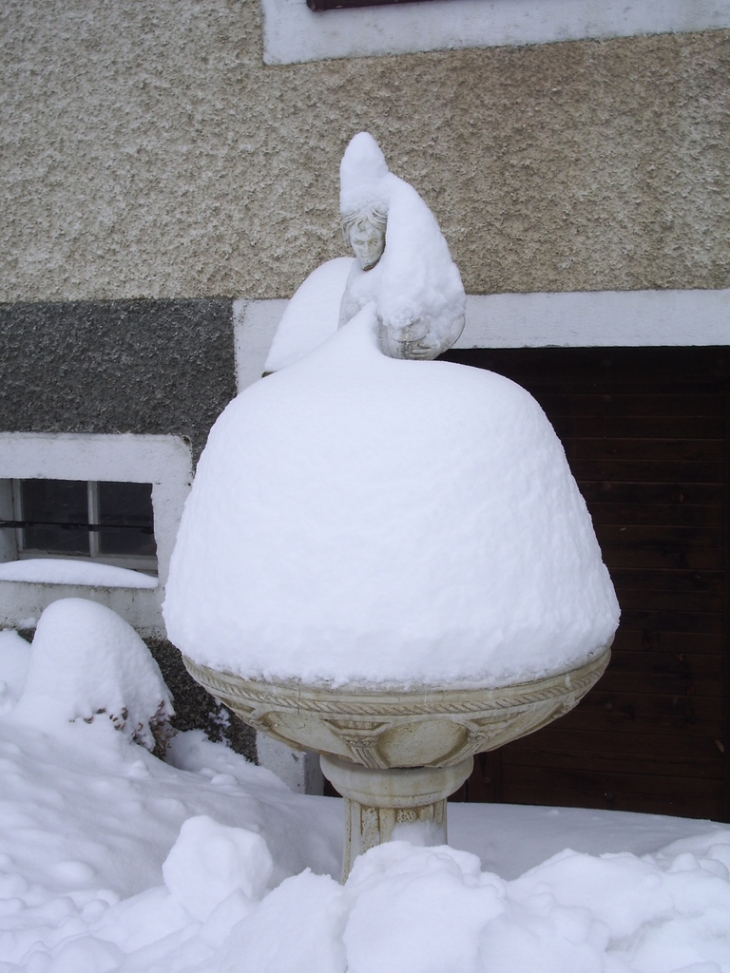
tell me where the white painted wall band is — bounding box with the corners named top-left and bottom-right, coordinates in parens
top-left (262, 0), bottom-right (730, 66)
top-left (235, 288), bottom-right (730, 391)
top-left (458, 289), bottom-right (730, 350)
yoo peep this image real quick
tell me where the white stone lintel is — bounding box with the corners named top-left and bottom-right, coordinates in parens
top-left (457, 288), bottom-right (730, 350)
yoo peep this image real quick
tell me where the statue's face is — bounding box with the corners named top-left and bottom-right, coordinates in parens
top-left (348, 217), bottom-right (385, 271)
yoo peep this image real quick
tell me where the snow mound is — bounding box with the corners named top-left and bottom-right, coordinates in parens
top-left (162, 815), bottom-right (273, 921)
top-left (0, 702), bottom-right (728, 972)
top-left (218, 869), bottom-right (349, 973)
top-left (12, 598), bottom-right (174, 749)
top-left (165, 307), bottom-right (619, 687)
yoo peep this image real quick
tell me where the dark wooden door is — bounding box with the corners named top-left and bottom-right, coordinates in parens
top-left (443, 347), bottom-right (729, 822)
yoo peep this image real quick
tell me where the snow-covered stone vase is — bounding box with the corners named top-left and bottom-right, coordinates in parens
top-left (164, 133), bottom-right (619, 879)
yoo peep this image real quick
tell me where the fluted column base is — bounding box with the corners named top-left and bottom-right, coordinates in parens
top-left (320, 754), bottom-right (473, 881)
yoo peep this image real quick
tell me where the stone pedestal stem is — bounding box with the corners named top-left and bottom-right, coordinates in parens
top-left (321, 754), bottom-right (473, 881)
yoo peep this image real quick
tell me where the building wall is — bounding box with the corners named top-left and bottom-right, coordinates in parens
top-left (0, 300), bottom-right (236, 462)
top-left (0, 299), bottom-right (235, 631)
top-left (1, 1), bottom-right (728, 304)
top-left (0, 299), bottom-right (252, 757)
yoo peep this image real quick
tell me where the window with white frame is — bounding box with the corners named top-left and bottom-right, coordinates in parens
top-left (0, 432), bottom-right (192, 585)
top-left (5, 479), bottom-right (157, 574)
top-left (0, 433), bottom-right (192, 634)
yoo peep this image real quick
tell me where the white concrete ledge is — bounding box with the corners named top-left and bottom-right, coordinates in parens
top-left (262, 0), bottom-right (730, 65)
top-left (234, 288), bottom-right (730, 391)
top-left (456, 288), bottom-right (730, 349)
top-left (233, 298), bottom-right (288, 391)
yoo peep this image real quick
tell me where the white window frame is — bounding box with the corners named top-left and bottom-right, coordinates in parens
top-left (10, 478), bottom-right (158, 574)
top-left (0, 433), bottom-right (192, 636)
top-left (261, 0), bottom-right (730, 66)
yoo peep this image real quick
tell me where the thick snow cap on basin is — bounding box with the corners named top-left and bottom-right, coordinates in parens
top-left (164, 307), bottom-right (619, 688)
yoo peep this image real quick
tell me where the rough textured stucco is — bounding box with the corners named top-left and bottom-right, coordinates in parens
top-left (0, 1), bottom-right (728, 301)
top-left (146, 638), bottom-right (257, 762)
top-left (0, 300), bottom-right (236, 461)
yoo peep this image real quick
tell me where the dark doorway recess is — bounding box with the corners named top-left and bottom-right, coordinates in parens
top-left (441, 346), bottom-right (730, 823)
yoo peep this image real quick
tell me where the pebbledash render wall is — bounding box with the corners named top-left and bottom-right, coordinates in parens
top-left (1, 0), bottom-right (729, 304)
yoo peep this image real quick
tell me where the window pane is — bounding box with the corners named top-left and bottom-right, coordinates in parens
top-left (20, 479), bottom-right (89, 554)
top-left (97, 482), bottom-right (156, 557)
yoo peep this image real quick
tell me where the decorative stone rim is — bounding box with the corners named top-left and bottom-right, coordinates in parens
top-left (183, 644), bottom-right (611, 769)
top-left (183, 644), bottom-right (611, 717)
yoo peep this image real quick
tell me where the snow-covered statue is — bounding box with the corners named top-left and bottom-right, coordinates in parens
top-left (164, 133), bottom-right (619, 690)
top-left (265, 132), bottom-right (465, 372)
top-left (164, 136), bottom-right (617, 875)
top-left (338, 133), bottom-right (465, 360)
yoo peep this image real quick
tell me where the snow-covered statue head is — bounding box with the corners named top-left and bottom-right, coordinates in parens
top-left (339, 134), bottom-right (390, 273)
top-left (263, 132), bottom-right (467, 373)
top-left (338, 132), bottom-right (466, 361)
top-left (341, 206), bottom-right (387, 272)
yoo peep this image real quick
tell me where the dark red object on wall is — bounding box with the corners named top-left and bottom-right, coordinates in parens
top-left (307, 0), bottom-right (439, 10)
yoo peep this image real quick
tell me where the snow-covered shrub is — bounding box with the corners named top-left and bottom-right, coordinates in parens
top-left (13, 598), bottom-right (174, 751)
top-left (0, 627), bottom-right (31, 714)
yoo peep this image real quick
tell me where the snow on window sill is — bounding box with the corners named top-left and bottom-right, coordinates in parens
top-left (0, 559), bottom-right (158, 590)
top-left (261, 0), bottom-right (730, 65)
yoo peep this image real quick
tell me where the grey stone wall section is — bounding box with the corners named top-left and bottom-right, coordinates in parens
top-left (0, 0), bottom-right (728, 302)
top-left (0, 299), bottom-right (237, 462)
top-left (146, 638), bottom-right (257, 763)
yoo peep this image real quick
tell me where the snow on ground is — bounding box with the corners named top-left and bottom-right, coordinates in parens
top-left (1, 606), bottom-right (730, 972)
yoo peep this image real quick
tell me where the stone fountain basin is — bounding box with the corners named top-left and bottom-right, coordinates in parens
top-left (183, 644), bottom-right (611, 771)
